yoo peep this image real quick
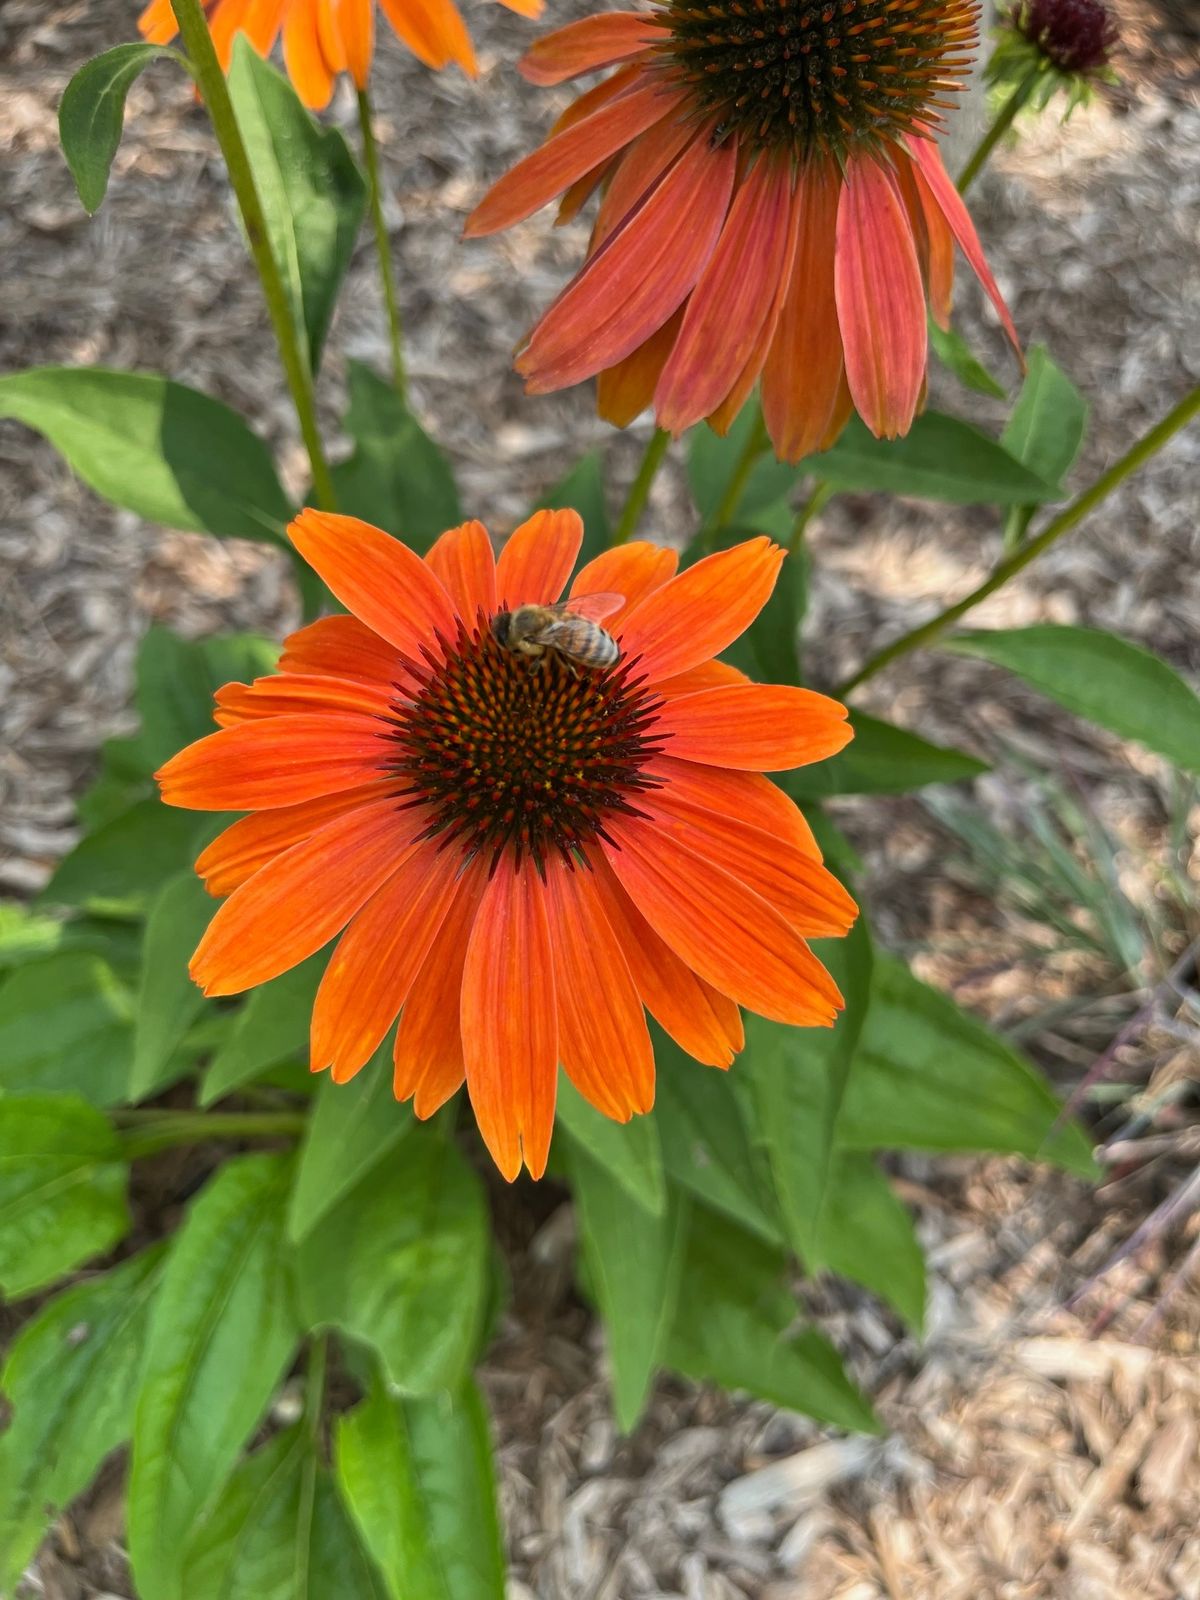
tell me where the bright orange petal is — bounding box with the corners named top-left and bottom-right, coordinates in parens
top-left (835, 153), bottom-right (927, 440)
top-left (461, 864), bottom-right (558, 1180)
top-left (520, 13), bottom-right (664, 85)
top-left (157, 713), bottom-right (390, 811)
top-left (495, 508), bottom-right (583, 606)
top-left (213, 673), bottom-right (394, 726)
top-left (139, 0), bottom-right (178, 45)
top-left (379, 0), bottom-right (476, 73)
top-left (282, 0), bottom-right (338, 108)
top-left (424, 520), bottom-right (497, 619)
top-left (497, 0), bottom-right (543, 17)
top-left (335, 0), bottom-right (374, 86)
top-left (616, 537), bottom-right (784, 683)
top-left (544, 861), bottom-right (654, 1119)
top-left (312, 843), bottom-right (462, 1082)
top-left (603, 816), bottom-right (843, 1026)
top-left (288, 509), bottom-right (456, 656)
top-left (191, 796), bottom-right (425, 997)
top-left (643, 755), bottom-right (822, 861)
top-left (652, 659), bottom-right (748, 697)
top-left (654, 684), bottom-right (851, 771)
top-left (596, 310), bottom-right (684, 428)
top-left (195, 783), bottom-right (393, 896)
top-left (279, 615), bottom-right (402, 686)
top-left (570, 541), bottom-right (678, 630)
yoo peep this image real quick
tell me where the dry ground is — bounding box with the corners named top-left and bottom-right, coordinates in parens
top-left (1, 1), bottom-right (1199, 1596)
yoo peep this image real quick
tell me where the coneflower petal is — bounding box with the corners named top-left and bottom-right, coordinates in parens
top-left (378, 0), bottom-right (476, 73)
top-left (642, 755), bottom-right (822, 861)
top-left (520, 12), bottom-right (665, 85)
top-left (495, 508), bottom-right (583, 605)
top-left (157, 713), bottom-right (391, 811)
top-left (213, 673), bottom-right (395, 726)
top-left (570, 540), bottom-right (678, 627)
top-left (425, 520), bottom-right (498, 617)
top-left (653, 683), bottom-right (852, 770)
top-left (336, 0), bottom-right (375, 86)
top-left (195, 783), bottom-right (393, 897)
top-left (282, 0), bottom-right (338, 108)
top-left (279, 615), bottom-right (403, 686)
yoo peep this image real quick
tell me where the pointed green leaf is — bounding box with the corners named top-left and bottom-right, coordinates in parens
top-left (201, 954), bottom-right (324, 1106)
top-left (0, 954), bottom-right (132, 1104)
top-left (928, 319), bottom-right (1006, 400)
top-left (805, 412), bottom-right (1059, 504)
top-left (818, 1154), bottom-right (926, 1335)
top-left (59, 43), bottom-right (178, 213)
top-left (556, 1074), bottom-right (665, 1216)
top-left (687, 406), bottom-right (797, 529)
top-left (132, 627), bottom-right (280, 771)
top-left (1001, 346), bottom-right (1088, 490)
top-left (782, 711), bottom-right (987, 799)
top-left (39, 799), bottom-right (201, 917)
top-left (130, 871), bottom-right (213, 1098)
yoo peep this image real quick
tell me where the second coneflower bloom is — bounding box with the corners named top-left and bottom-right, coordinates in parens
top-left (466, 0), bottom-right (1021, 460)
top-left (157, 509), bottom-right (857, 1179)
top-left (139, 0), bottom-right (541, 108)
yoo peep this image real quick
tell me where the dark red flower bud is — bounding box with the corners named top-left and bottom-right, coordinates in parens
top-left (1013, 0), bottom-right (1118, 71)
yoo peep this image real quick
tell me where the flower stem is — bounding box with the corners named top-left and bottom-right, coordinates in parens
top-left (612, 427), bottom-right (670, 544)
top-left (838, 385), bottom-right (1200, 695)
top-left (113, 1107), bottom-right (308, 1159)
top-left (356, 88), bottom-right (407, 403)
top-left (705, 412), bottom-right (769, 538)
top-left (304, 1331), bottom-right (329, 1448)
top-left (958, 63), bottom-right (1044, 195)
top-left (168, 0), bottom-right (336, 511)
top-left (789, 481), bottom-right (833, 556)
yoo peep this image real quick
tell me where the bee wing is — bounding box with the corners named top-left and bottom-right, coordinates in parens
top-left (563, 591), bottom-right (625, 622)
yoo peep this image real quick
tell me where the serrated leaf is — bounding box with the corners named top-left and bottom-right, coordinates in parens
top-left (0, 1246), bottom-right (165, 1592)
top-left (0, 368), bottom-right (292, 542)
top-left (805, 412), bottom-right (1059, 504)
top-left (59, 43), bottom-right (177, 213)
top-left (128, 1153), bottom-right (300, 1600)
top-left (0, 953), bottom-right (132, 1104)
top-left (201, 954), bottom-right (324, 1106)
top-left (782, 711), bottom-right (987, 799)
top-left (0, 1095), bottom-right (130, 1299)
top-left (130, 871), bottom-right (213, 1098)
top-left (946, 625), bottom-right (1200, 774)
top-left (295, 1132), bottom-right (487, 1394)
top-left (556, 1074), bottom-right (665, 1217)
top-left (335, 1368), bottom-right (506, 1600)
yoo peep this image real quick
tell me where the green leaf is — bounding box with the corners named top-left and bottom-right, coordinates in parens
top-left (201, 955), bottom-right (324, 1105)
top-left (782, 711), bottom-right (987, 799)
top-left (335, 1368), bottom-right (506, 1600)
top-left (0, 904), bottom-right (134, 973)
top-left (130, 871), bottom-right (213, 1098)
top-left (295, 1132), bottom-right (488, 1394)
top-left (667, 1206), bottom-right (879, 1433)
top-left (288, 1056), bottom-right (415, 1242)
top-left (536, 451), bottom-right (610, 567)
top-left (40, 799), bottom-right (201, 917)
top-left (0, 1245), bottom-right (165, 1592)
top-left (59, 43), bottom-right (177, 213)
top-left (331, 361), bottom-right (460, 552)
top-left (132, 627), bottom-right (280, 771)
top-left (184, 1425), bottom-right (389, 1600)
top-left (0, 953), bottom-right (132, 1104)
top-left (0, 1095), bottom-right (130, 1299)
top-left (818, 1155), bottom-right (926, 1335)
top-left (227, 41), bottom-right (367, 372)
top-left (128, 1153), bottom-right (300, 1600)
top-left (946, 625), bottom-right (1200, 774)
top-left (1001, 346), bottom-right (1088, 490)
top-left (746, 919), bottom-right (873, 1266)
top-left (566, 1147), bottom-right (688, 1431)
top-left (928, 319), bottom-right (1006, 400)
top-left (0, 368), bottom-right (293, 542)
top-left (688, 406), bottom-right (797, 531)
top-left (556, 1074), bottom-right (665, 1217)
top-left (805, 412), bottom-right (1059, 505)
top-left (838, 955), bottom-right (1095, 1175)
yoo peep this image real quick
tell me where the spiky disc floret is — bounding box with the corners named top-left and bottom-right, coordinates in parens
top-left (656, 0), bottom-right (980, 156)
top-left (1011, 0), bottom-right (1116, 71)
top-left (385, 617), bottom-right (666, 875)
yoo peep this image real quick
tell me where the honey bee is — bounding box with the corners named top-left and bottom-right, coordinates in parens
top-left (491, 592), bottom-right (624, 672)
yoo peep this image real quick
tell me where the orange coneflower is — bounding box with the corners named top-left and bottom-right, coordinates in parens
top-left (157, 509), bottom-right (857, 1179)
top-left (139, 0), bottom-right (541, 108)
top-left (465, 1), bottom-right (1020, 460)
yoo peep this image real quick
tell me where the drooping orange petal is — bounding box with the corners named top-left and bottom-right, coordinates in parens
top-left (557, 161), bottom-right (614, 227)
top-left (139, 0), bottom-right (178, 45)
top-left (279, 615), bottom-right (402, 686)
top-left (497, 0), bottom-right (543, 17)
top-left (761, 159), bottom-right (847, 463)
top-left (206, 0), bottom-right (255, 67)
top-left (335, 0), bottom-right (375, 86)
top-left (906, 134), bottom-right (1020, 358)
top-left (195, 783), bottom-right (393, 897)
top-left (379, 0), bottom-right (476, 73)
top-left (652, 659), bottom-right (748, 697)
top-left (653, 684), bottom-right (851, 770)
top-left (639, 788), bottom-right (858, 937)
top-left (288, 509), bottom-right (456, 657)
top-left (603, 816), bottom-right (843, 1026)
top-left (520, 13), bottom-right (664, 84)
top-left (548, 64), bottom-right (641, 139)
top-left (835, 153), bottom-right (927, 440)
top-left (570, 541), bottom-right (678, 630)
top-left (543, 861), bottom-right (654, 1120)
top-left (211, 0), bottom-right (288, 62)
top-left (643, 755), bottom-right (822, 860)
top-left (424, 520), bottom-right (497, 619)
top-left (592, 115), bottom-right (698, 251)
top-left (655, 157), bottom-right (796, 435)
top-left (518, 130), bottom-right (734, 393)
top-left (616, 537), bottom-right (784, 684)
top-left (157, 713), bottom-right (390, 811)
top-left (282, 0), bottom-right (338, 108)
top-left (465, 76), bottom-right (676, 237)
top-left (191, 796), bottom-right (425, 997)
top-left (213, 673), bottom-right (394, 726)
top-left (393, 856), bottom-right (488, 1118)
top-left (312, 842), bottom-right (462, 1082)
top-left (461, 864), bottom-right (558, 1180)
top-left (589, 853), bottom-right (743, 1067)
top-left (495, 509), bottom-right (583, 606)
top-left (596, 310), bottom-right (684, 428)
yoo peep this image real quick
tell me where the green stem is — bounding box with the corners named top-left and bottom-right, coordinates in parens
top-left (958, 62), bottom-right (1044, 195)
top-left (114, 1108), bottom-right (308, 1159)
top-left (168, 0), bottom-right (336, 510)
top-left (304, 1332), bottom-right (329, 1449)
top-left (706, 413), bottom-right (769, 538)
top-left (789, 481), bottom-right (833, 556)
top-left (838, 386), bottom-right (1200, 695)
top-left (356, 88), bottom-right (407, 403)
top-left (612, 427), bottom-right (670, 544)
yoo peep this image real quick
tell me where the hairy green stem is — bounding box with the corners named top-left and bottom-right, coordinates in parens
top-left (356, 88), bottom-right (407, 402)
top-left (838, 386), bottom-right (1200, 695)
top-left (958, 63), bottom-right (1044, 195)
top-left (169, 0), bottom-right (336, 510)
top-left (613, 427), bottom-right (671, 544)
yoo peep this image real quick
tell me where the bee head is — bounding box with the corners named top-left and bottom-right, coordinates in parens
top-left (490, 610), bottom-right (515, 648)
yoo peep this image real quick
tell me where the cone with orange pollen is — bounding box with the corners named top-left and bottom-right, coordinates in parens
top-left (138, 0), bottom-right (541, 108)
top-left (465, 0), bottom-right (1021, 461)
top-left (157, 509), bottom-right (858, 1179)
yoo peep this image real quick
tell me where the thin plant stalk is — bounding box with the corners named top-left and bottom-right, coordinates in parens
top-left (612, 427), bottom-right (670, 544)
top-left (958, 62), bottom-right (1045, 195)
top-left (168, 0), bottom-right (337, 511)
top-left (706, 411), bottom-right (769, 537)
top-left (838, 385), bottom-right (1200, 694)
top-left (356, 87), bottom-right (407, 402)
top-left (789, 481), bottom-right (833, 556)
